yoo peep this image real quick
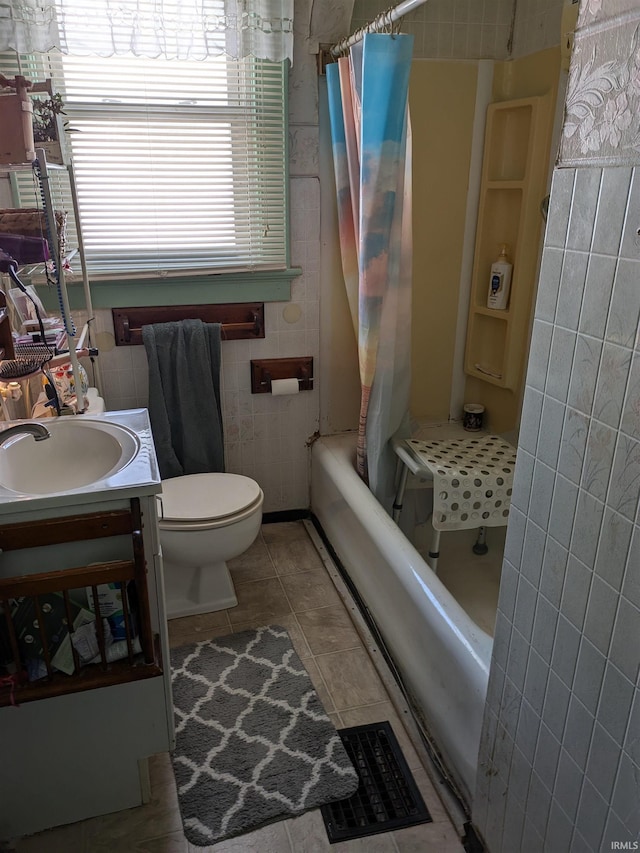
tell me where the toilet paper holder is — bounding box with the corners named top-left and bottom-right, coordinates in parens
top-left (250, 357), bottom-right (314, 394)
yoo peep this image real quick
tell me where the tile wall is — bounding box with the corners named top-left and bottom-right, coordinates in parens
top-left (351, 0), bottom-right (514, 59)
top-left (511, 0), bottom-right (565, 59)
top-left (474, 166), bottom-right (640, 851)
top-left (352, 0), bottom-right (565, 59)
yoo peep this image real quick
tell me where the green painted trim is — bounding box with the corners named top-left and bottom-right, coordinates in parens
top-left (34, 268), bottom-right (300, 312)
top-left (284, 62), bottom-right (292, 265)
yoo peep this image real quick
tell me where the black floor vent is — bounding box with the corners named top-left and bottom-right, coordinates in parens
top-left (321, 721), bottom-right (433, 843)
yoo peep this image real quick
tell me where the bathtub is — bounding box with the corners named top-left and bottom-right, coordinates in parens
top-left (310, 432), bottom-right (493, 805)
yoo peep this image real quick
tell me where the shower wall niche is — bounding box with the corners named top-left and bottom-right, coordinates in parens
top-left (464, 95), bottom-right (553, 393)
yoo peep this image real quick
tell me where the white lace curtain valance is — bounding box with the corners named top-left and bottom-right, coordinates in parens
top-left (0, 0), bottom-right (293, 62)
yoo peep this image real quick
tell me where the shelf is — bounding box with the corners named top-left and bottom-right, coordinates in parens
top-left (465, 94), bottom-right (553, 394)
top-left (472, 305), bottom-right (511, 320)
top-left (486, 102), bottom-right (534, 182)
top-left (0, 147), bottom-right (101, 410)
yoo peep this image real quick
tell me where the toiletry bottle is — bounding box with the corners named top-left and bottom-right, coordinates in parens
top-left (487, 244), bottom-right (512, 310)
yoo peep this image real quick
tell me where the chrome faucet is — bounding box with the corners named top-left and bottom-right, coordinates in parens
top-left (0, 423), bottom-right (51, 446)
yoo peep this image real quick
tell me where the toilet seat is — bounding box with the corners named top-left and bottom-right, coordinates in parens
top-left (157, 473), bottom-right (263, 532)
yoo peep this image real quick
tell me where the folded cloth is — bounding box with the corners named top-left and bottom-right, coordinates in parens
top-left (143, 319), bottom-right (224, 479)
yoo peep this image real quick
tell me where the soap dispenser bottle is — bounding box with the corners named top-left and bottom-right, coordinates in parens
top-left (487, 244), bottom-right (512, 310)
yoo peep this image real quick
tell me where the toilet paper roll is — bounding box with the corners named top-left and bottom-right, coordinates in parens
top-left (271, 377), bottom-right (299, 396)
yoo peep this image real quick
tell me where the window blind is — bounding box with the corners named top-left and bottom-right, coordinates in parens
top-left (4, 49), bottom-right (288, 278)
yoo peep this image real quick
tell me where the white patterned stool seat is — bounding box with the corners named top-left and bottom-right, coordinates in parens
top-left (401, 435), bottom-right (516, 531)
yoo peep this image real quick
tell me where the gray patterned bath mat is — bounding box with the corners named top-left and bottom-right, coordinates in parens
top-left (169, 625), bottom-right (359, 846)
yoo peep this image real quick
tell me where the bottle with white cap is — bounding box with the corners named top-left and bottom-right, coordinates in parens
top-left (487, 244), bottom-right (513, 310)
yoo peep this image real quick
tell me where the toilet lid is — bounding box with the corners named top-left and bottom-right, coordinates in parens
top-left (158, 473), bottom-right (262, 523)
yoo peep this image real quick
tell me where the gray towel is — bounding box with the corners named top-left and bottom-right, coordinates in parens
top-left (142, 319), bottom-right (224, 480)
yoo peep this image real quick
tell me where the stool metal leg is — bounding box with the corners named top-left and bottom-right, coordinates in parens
top-left (428, 521), bottom-right (441, 574)
top-left (473, 526), bottom-right (488, 555)
top-left (392, 462), bottom-right (409, 524)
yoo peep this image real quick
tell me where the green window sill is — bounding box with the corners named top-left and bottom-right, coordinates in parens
top-left (34, 268), bottom-right (302, 312)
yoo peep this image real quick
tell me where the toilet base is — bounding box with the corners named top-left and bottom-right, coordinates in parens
top-left (162, 558), bottom-right (238, 620)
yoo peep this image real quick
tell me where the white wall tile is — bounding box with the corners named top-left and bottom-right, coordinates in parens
top-left (500, 790), bottom-right (525, 853)
top-left (528, 460), bottom-right (555, 528)
top-left (546, 327), bottom-right (577, 402)
top-left (553, 748), bottom-right (583, 822)
top-left (558, 406), bottom-right (589, 483)
top-left (508, 744), bottom-right (534, 806)
top-left (592, 168), bottom-right (632, 256)
top-left (606, 259), bottom-right (640, 349)
top-left (545, 168), bottom-right (575, 249)
top-left (583, 575), bottom-right (618, 655)
top-left (526, 319), bottom-right (553, 391)
top-left (519, 387), bottom-right (544, 455)
top-left (538, 396), bottom-right (565, 468)
top-left (597, 663), bottom-right (635, 743)
top-left (567, 335), bottom-right (603, 417)
top-left (515, 576), bottom-right (538, 640)
top-left (524, 649), bottom-right (549, 716)
top-left (511, 448), bottom-right (535, 512)
top-left (516, 698), bottom-right (541, 764)
top-left (573, 637), bottom-right (606, 714)
top-left (608, 434), bottom-right (640, 521)
top-left (620, 168), bottom-right (640, 261)
top-left (539, 536), bottom-right (568, 608)
top-left (542, 670), bottom-right (571, 740)
top-left (579, 254), bottom-right (616, 339)
top-left (507, 626), bottom-right (530, 693)
top-left (536, 247), bottom-right (563, 323)
top-left (621, 352), bottom-right (640, 440)
top-left (546, 800), bottom-right (575, 853)
top-left (551, 615), bottom-right (581, 688)
top-left (581, 420), bottom-right (616, 500)
top-left (609, 598), bottom-right (640, 682)
top-left (520, 520), bottom-right (546, 587)
top-left (593, 344), bottom-right (632, 429)
top-left (576, 779), bottom-right (608, 852)
top-left (611, 752), bottom-right (640, 830)
top-left (586, 723), bottom-right (622, 803)
top-left (497, 558), bottom-right (519, 620)
top-left (570, 490), bottom-right (605, 567)
top-left (531, 594), bottom-right (558, 665)
top-left (548, 475), bottom-right (578, 548)
top-left (566, 170), bottom-right (601, 252)
top-left (560, 555), bottom-right (590, 630)
top-left (555, 252), bottom-right (589, 331)
top-left (621, 527), bottom-right (640, 608)
top-left (533, 721), bottom-right (561, 796)
top-left (504, 504), bottom-right (527, 566)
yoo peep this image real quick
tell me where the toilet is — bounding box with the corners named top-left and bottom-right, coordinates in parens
top-left (157, 472), bottom-right (264, 620)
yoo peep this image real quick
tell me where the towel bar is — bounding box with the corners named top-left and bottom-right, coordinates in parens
top-left (112, 304), bottom-right (265, 345)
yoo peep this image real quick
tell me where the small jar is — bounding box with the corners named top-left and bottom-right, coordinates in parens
top-left (463, 403), bottom-right (485, 432)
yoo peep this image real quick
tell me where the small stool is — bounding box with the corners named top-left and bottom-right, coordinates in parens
top-left (392, 435), bottom-right (517, 573)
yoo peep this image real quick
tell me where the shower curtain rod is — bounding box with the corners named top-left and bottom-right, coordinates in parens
top-left (330, 0), bottom-right (429, 57)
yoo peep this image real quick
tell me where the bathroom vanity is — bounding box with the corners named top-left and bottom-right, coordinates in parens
top-left (0, 410), bottom-right (174, 839)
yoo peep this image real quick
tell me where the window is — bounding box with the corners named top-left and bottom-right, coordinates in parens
top-left (4, 47), bottom-right (288, 280)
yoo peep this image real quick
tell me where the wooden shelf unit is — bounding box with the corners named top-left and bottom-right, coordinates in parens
top-left (465, 95), bottom-right (553, 391)
top-left (0, 498), bottom-right (162, 707)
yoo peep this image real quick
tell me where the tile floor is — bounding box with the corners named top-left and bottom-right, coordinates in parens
top-left (16, 521), bottom-right (465, 853)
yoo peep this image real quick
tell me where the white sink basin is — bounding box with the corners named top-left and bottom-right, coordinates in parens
top-left (0, 419), bottom-right (140, 495)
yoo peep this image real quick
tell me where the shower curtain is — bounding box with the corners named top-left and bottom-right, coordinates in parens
top-left (327, 33), bottom-right (413, 512)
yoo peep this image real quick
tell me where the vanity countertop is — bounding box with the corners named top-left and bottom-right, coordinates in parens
top-left (0, 408), bottom-right (161, 516)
